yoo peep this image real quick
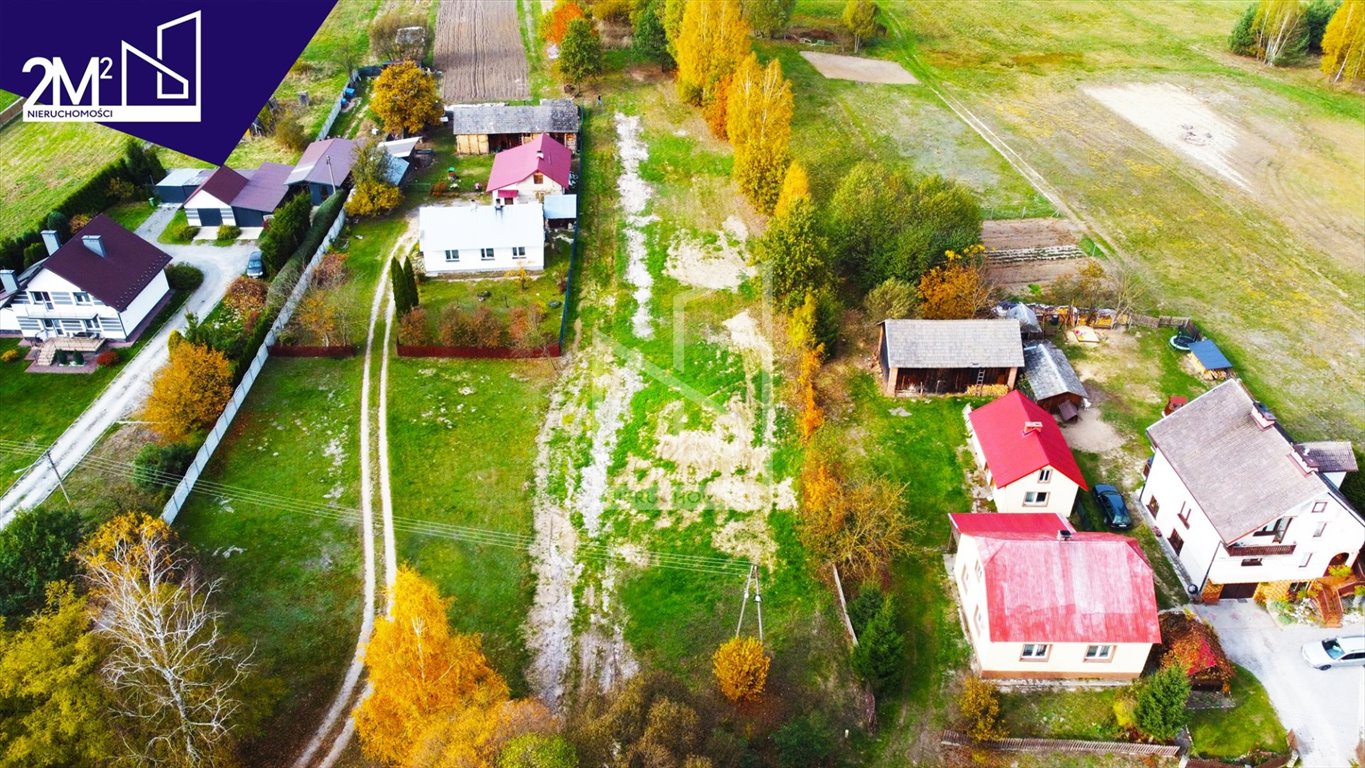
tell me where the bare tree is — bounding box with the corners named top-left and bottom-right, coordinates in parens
top-left (78, 514), bottom-right (252, 768)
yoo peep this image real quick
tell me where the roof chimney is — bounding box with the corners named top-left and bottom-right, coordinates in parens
top-left (0, 269), bottom-right (16, 294)
top-left (1022, 420), bottom-right (1044, 435)
top-left (82, 234), bottom-right (106, 258)
top-left (1058, 529), bottom-right (1072, 542)
top-left (536, 150), bottom-right (544, 160)
top-left (41, 230), bottom-right (61, 256)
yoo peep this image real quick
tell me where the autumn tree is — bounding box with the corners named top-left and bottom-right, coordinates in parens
top-left (843, 0), bottom-right (878, 53)
top-left (77, 513), bottom-right (252, 768)
top-left (372, 61), bottom-right (444, 138)
top-left (1253, 0), bottom-right (1309, 64)
top-left (917, 245), bottom-right (992, 320)
top-left (675, 0), bottom-right (751, 108)
top-left (497, 733), bottom-right (577, 768)
top-left (726, 54), bottom-right (794, 212)
top-left (569, 674), bottom-right (716, 768)
top-left (0, 505), bottom-right (83, 618)
top-left (355, 567), bottom-right (509, 767)
top-left (713, 636), bottom-right (770, 703)
top-left (752, 197), bottom-right (830, 307)
top-left (1322, 0), bottom-right (1365, 82)
top-left (223, 276), bottom-right (268, 330)
top-left (796, 344), bottom-right (824, 442)
top-left (347, 140), bottom-right (402, 218)
top-left (559, 17), bottom-right (604, 85)
top-left (799, 451), bottom-right (915, 581)
top-left (0, 582), bottom-right (116, 767)
top-left (958, 676), bottom-right (1007, 742)
top-left (293, 290), bottom-right (346, 346)
top-left (144, 341), bottom-right (233, 443)
top-left (742, 0), bottom-right (795, 38)
top-left (864, 277), bottom-right (917, 322)
top-left (544, 0), bottom-right (588, 44)
top-left (772, 161), bottom-right (809, 218)
top-left (274, 106), bottom-right (309, 151)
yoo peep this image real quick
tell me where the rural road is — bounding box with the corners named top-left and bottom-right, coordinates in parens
top-left (0, 209), bottom-right (250, 521)
top-left (1198, 602), bottom-right (1365, 767)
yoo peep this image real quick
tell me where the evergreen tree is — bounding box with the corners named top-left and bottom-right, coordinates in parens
top-left (391, 260), bottom-right (411, 317)
top-left (849, 594), bottom-right (904, 693)
top-left (0, 506), bottom-right (83, 618)
top-left (44, 211), bottom-right (70, 241)
top-left (1229, 2), bottom-right (1258, 54)
top-left (1306, 0), bottom-right (1342, 52)
top-left (1135, 665), bottom-right (1191, 742)
top-left (752, 198), bottom-right (830, 308)
top-left (403, 257), bottom-right (419, 310)
top-left (633, 0), bottom-right (674, 69)
top-left (559, 18), bottom-right (603, 85)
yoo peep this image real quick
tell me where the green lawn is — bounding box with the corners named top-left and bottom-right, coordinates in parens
top-left (0, 89), bottom-right (17, 111)
top-left (414, 236), bottom-right (571, 345)
top-left (105, 201), bottom-right (158, 233)
top-left (0, 120), bottom-right (128, 240)
top-left (1189, 665), bottom-right (1287, 760)
top-left (156, 209), bottom-right (193, 245)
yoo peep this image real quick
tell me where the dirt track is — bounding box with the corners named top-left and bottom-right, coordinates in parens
top-left (435, 0), bottom-right (530, 103)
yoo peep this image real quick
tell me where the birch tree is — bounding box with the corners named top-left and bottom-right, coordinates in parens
top-left (843, 0), bottom-right (878, 54)
top-left (1253, 0), bottom-right (1309, 64)
top-left (726, 54), bottom-right (794, 213)
top-left (77, 513), bottom-right (251, 768)
top-left (675, 0), bottom-right (750, 107)
top-left (1322, 0), bottom-right (1365, 82)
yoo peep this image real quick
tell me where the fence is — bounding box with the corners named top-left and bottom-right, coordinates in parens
top-left (314, 71), bottom-right (355, 141)
top-left (162, 199), bottom-right (349, 523)
top-left (1129, 313), bottom-right (1194, 331)
top-left (940, 733), bottom-right (1181, 759)
top-left (0, 97), bottom-right (23, 131)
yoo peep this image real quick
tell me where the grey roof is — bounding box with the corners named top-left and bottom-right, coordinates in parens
top-left (1296, 441), bottom-right (1358, 474)
top-left (156, 167), bottom-right (211, 188)
top-left (447, 99), bottom-right (580, 136)
top-left (287, 139), bottom-right (357, 186)
top-left (880, 319), bottom-right (1023, 369)
top-left (1023, 342), bottom-right (1087, 401)
top-left (1147, 380), bottom-right (1344, 542)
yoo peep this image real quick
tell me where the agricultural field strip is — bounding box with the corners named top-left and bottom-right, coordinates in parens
top-left (435, 0), bottom-right (530, 103)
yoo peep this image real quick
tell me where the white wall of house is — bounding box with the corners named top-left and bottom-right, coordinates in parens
top-left (423, 241), bottom-right (545, 275)
top-left (494, 173), bottom-right (565, 202)
top-left (967, 424), bottom-right (1081, 515)
top-left (184, 189), bottom-right (233, 227)
top-left (954, 536), bottom-right (1150, 679)
top-left (2, 268), bottom-right (168, 341)
top-left (1141, 447), bottom-right (1365, 588)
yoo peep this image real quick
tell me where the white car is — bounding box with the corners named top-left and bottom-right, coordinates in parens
top-left (1302, 635), bottom-right (1365, 670)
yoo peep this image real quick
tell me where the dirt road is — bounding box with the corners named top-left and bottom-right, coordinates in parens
top-left (435, 0), bottom-right (530, 103)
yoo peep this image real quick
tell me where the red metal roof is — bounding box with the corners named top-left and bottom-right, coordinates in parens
top-left (969, 390), bottom-right (1087, 490)
top-left (970, 531), bottom-right (1160, 644)
top-left (950, 513), bottom-right (1073, 536)
top-left (487, 133), bottom-right (571, 191)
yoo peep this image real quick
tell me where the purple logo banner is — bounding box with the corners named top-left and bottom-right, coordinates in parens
top-left (0, 0), bottom-right (338, 164)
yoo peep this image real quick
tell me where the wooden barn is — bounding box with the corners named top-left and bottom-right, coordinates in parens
top-left (1022, 341), bottom-right (1088, 421)
top-left (877, 319), bottom-right (1023, 396)
top-left (448, 99), bottom-right (581, 155)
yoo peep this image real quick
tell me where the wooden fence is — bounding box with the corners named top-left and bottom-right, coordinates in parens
top-left (940, 733), bottom-right (1182, 758)
top-left (1129, 313), bottom-right (1194, 331)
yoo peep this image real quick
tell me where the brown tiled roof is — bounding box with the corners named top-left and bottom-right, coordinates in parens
top-left (41, 215), bottom-right (171, 311)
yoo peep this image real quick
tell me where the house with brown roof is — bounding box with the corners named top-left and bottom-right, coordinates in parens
top-left (1139, 379), bottom-right (1364, 601)
top-left (286, 138), bottom-right (357, 205)
top-left (876, 319), bottom-right (1023, 396)
top-left (0, 215), bottom-right (171, 342)
top-left (184, 163), bottom-right (293, 228)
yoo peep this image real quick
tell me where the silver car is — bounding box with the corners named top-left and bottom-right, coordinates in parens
top-left (1302, 635), bottom-right (1365, 670)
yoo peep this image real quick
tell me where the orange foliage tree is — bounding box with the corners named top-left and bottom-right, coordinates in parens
top-left (712, 636), bottom-right (770, 703)
top-left (797, 345), bottom-right (824, 442)
top-left (223, 276), bottom-right (267, 330)
top-left (917, 244), bottom-right (992, 320)
top-left (143, 342), bottom-right (233, 443)
top-left (799, 451), bottom-right (915, 581)
top-left (543, 0), bottom-right (587, 45)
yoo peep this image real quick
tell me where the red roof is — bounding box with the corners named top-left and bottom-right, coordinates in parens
top-left (487, 133), bottom-right (571, 191)
top-left (969, 531), bottom-right (1160, 644)
top-left (969, 390), bottom-right (1087, 490)
top-left (950, 513), bottom-right (1073, 536)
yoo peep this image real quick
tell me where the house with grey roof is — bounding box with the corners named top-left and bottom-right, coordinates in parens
top-left (1139, 379), bottom-right (1364, 602)
top-left (876, 319), bottom-right (1023, 396)
top-left (1023, 341), bottom-right (1088, 420)
top-left (287, 138), bottom-right (358, 205)
top-left (448, 99), bottom-right (580, 155)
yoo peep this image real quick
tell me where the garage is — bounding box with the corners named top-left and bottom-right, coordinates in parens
top-left (154, 168), bottom-right (211, 205)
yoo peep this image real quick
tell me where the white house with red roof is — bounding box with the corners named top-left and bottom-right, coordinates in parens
top-left (966, 390), bottom-right (1087, 516)
top-left (486, 133), bottom-right (571, 204)
top-left (950, 513), bottom-right (1161, 679)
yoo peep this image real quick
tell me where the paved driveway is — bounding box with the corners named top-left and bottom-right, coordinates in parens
top-left (1197, 601), bottom-right (1365, 767)
top-left (0, 209), bottom-right (251, 520)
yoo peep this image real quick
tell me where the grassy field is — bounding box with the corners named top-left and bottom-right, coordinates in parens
top-left (850, 0), bottom-right (1365, 446)
top-left (1188, 665), bottom-right (1288, 759)
top-left (0, 121), bottom-right (129, 240)
top-left (105, 201), bottom-right (158, 233)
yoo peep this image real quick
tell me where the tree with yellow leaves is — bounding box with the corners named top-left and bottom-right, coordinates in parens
top-left (674, 0), bottom-right (751, 108)
top-left (144, 341), bottom-right (233, 443)
top-left (917, 245), bottom-right (992, 320)
top-left (1322, 0), bottom-right (1365, 83)
top-left (726, 54), bottom-right (794, 212)
top-left (355, 567), bottom-right (509, 767)
top-left (371, 61), bottom-right (444, 138)
top-left (712, 636), bottom-right (770, 703)
top-left (772, 161), bottom-right (809, 218)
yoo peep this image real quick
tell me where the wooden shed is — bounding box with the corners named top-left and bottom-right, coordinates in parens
top-left (448, 99), bottom-right (581, 155)
top-left (1188, 339), bottom-right (1234, 380)
top-left (877, 319), bottom-right (1023, 396)
top-left (1022, 341), bottom-right (1088, 421)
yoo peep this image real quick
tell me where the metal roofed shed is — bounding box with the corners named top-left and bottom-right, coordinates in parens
top-left (154, 168), bottom-right (211, 204)
top-left (542, 194), bottom-right (577, 223)
top-left (287, 138), bottom-right (358, 204)
top-left (877, 319), bottom-right (1023, 396)
top-left (379, 137), bottom-right (421, 159)
top-left (448, 99), bottom-right (580, 154)
top-left (1023, 341), bottom-right (1088, 419)
top-left (1188, 338), bottom-right (1234, 380)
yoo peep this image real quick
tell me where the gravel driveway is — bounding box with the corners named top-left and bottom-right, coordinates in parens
top-left (1197, 601), bottom-right (1365, 767)
top-left (0, 208), bottom-right (251, 519)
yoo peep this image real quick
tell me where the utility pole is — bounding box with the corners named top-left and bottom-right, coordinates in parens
top-left (44, 449), bottom-right (70, 506)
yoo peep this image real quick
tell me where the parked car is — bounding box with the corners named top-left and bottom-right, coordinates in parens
top-left (245, 250), bottom-right (264, 279)
top-left (1302, 635), bottom-right (1365, 670)
top-left (1094, 484), bottom-right (1132, 529)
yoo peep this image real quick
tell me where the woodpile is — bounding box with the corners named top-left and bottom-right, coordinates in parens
top-left (434, 0), bottom-right (530, 103)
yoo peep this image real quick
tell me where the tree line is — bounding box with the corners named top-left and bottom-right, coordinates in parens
top-left (1230, 0), bottom-right (1364, 83)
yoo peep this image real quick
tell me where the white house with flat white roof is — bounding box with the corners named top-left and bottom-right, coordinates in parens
top-left (418, 202), bottom-right (545, 275)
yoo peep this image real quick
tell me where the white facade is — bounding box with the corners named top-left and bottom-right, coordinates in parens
top-left (493, 172), bottom-right (565, 203)
top-left (1141, 447), bottom-right (1365, 590)
top-left (954, 535), bottom-right (1151, 679)
top-left (967, 424), bottom-right (1081, 516)
top-left (1, 269), bottom-right (169, 342)
top-left (183, 188), bottom-right (234, 227)
top-left (419, 203), bottom-right (545, 275)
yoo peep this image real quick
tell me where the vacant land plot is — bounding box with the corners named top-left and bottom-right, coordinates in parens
top-left (435, 0), bottom-right (530, 103)
top-left (0, 120), bottom-right (127, 239)
top-left (981, 217), bottom-right (1079, 251)
top-left (800, 51), bottom-right (918, 84)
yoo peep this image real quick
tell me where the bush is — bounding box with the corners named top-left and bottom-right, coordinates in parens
top-left (95, 349), bottom-right (120, 367)
top-left (958, 676), bottom-right (1007, 742)
top-left (864, 277), bottom-right (917, 322)
top-left (215, 225), bottom-right (242, 242)
top-left (712, 636), bottom-right (770, 703)
top-left (1135, 665), bottom-right (1191, 742)
top-left (437, 306), bottom-right (474, 346)
top-left (70, 351), bottom-right (84, 365)
top-left (0, 506), bottom-right (84, 618)
top-left (107, 177), bottom-right (138, 202)
top-left (470, 306), bottom-right (503, 347)
top-left (22, 241), bottom-right (46, 268)
top-left (849, 593), bottom-right (904, 694)
top-left (165, 263), bottom-right (205, 291)
top-left (430, 180), bottom-right (449, 197)
top-left (171, 222), bottom-right (199, 243)
top-left (1, 348), bottom-right (20, 363)
top-left (397, 306), bottom-right (431, 345)
top-left (1113, 695), bottom-right (1137, 732)
top-left (132, 442), bottom-right (197, 492)
top-left (773, 715), bottom-right (835, 768)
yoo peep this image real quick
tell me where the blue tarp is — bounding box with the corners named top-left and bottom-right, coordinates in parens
top-left (1189, 339), bottom-right (1232, 370)
top-left (385, 157), bottom-right (409, 186)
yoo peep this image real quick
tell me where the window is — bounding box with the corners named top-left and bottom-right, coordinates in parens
top-left (1177, 502), bottom-right (1191, 528)
top-left (973, 606), bottom-right (983, 635)
top-left (1038, 468), bottom-right (1052, 483)
top-left (1241, 558), bottom-right (1263, 567)
top-left (1084, 645), bottom-right (1113, 661)
top-left (1169, 529), bottom-right (1185, 555)
top-left (974, 560), bottom-right (983, 583)
top-left (1300, 553), bottom-right (1313, 568)
top-left (1312, 501), bottom-right (1328, 513)
top-left (444, 249), bottom-right (459, 262)
top-left (533, 172), bottom-right (544, 184)
top-left (1147, 496), bottom-right (1160, 516)
top-left (480, 248), bottom-right (495, 261)
top-left (1254, 517), bottom-right (1290, 543)
top-left (1024, 491), bottom-right (1049, 506)
top-left (73, 292), bottom-right (91, 305)
top-left (1020, 644), bottom-right (1049, 660)
top-left (512, 246), bottom-right (526, 258)
top-left (82, 318), bottom-right (99, 331)
top-left (1313, 521), bottom-right (1327, 538)
top-left (29, 290), bottom-right (50, 304)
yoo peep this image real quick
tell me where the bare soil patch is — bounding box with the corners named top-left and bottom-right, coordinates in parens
top-left (981, 217), bottom-right (1079, 251)
top-left (800, 51), bottom-right (919, 84)
top-left (435, 0), bottom-right (530, 103)
top-left (987, 256), bottom-right (1094, 294)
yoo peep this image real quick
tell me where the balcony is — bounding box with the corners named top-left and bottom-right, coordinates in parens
top-left (1222, 542), bottom-right (1296, 557)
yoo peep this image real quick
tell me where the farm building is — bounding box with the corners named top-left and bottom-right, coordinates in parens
top-left (966, 390), bottom-right (1087, 516)
top-left (154, 168), bottom-right (211, 205)
top-left (1023, 341), bottom-right (1088, 420)
top-left (876, 319), bottom-right (1023, 396)
top-left (951, 512), bottom-right (1160, 680)
top-left (1188, 338), bottom-right (1234, 380)
top-left (184, 164), bottom-right (293, 228)
top-left (0, 216), bottom-right (170, 343)
top-left (418, 201), bottom-right (545, 276)
top-left (487, 133), bottom-right (571, 203)
top-left (1000, 302), bottom-right (1042, 339)
top-left (448, 99), bottom-right (580, 155)
top-left (286, 138), bottom-right (358, 204)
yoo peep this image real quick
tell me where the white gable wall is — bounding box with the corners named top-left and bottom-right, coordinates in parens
top-left (967, 420), bottom-right (1080, 515)
top-left (423, 242), bottom-right (545, 275)
top-left (1, 266), bottom-right (167, 341)
top-left (493, 173), bottom-right (565, 202)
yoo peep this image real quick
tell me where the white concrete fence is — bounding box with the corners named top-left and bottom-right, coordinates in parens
top-left (162, 199), bottom-right (349, 523)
